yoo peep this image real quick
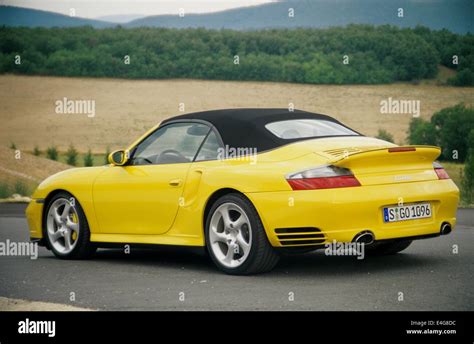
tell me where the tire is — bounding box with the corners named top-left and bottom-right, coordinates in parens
top-left (205, 193), bottom-right (279, 275)
top-left (366, 240), bottom-right (412, 256)
top-left (43, 191), bottom-right (96, 259)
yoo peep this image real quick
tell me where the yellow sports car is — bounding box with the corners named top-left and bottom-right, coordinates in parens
top-left (26, 109), bottom-right (459, 274)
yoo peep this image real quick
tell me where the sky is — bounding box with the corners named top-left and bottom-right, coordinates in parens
top-left (0, 0), bottom-right (277, 19)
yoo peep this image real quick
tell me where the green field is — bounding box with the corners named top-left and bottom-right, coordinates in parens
top-left (443, 162), bottom-right (472, 207)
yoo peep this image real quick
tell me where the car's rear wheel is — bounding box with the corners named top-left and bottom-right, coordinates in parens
top-left (366, 240), bottom-right (412, 256)
top-left (44, 192), bottom-right (96, 259)
top-left (205, 193), bottom-right (279, 275)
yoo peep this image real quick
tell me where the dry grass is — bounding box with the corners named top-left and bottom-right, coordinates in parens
top-left (0, 146), bottom-right (70, 182)
top-left (0, 146), bottom-right (70, 197)
top-left (0, 297), bottom-right (92, 311)
top-left (0, 75), bottom-right (472, 153)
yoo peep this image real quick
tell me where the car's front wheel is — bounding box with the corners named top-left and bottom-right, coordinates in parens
top-left (205, 193), bottom-right (279, 275)
top-left (44, 192), bottom-right (96, 259)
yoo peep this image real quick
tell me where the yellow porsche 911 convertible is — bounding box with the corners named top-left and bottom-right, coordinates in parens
top-left (26, 109), bottom-right (459, 274)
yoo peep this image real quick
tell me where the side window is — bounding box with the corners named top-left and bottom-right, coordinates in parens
top-left (195, 130), bottom-right (223, 161)
top-left (131, 123), bottom-right (210, 165)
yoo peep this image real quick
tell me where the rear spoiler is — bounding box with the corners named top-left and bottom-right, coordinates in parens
top-left (330, 146), bottom-right (441, 172)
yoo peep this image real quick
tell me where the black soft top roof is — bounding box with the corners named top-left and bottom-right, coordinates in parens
top-left (161, 108), bottom-right (353, 152)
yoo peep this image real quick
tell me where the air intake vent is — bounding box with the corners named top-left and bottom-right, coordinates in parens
top-left (322, 147), bottom-right (361, 158)
top-left (322, 146), bottom-right (386, 159)
top-left (275, 227), bottom-right (326, 247)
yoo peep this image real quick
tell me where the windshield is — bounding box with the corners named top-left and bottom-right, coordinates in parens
top-left (265, 119), bottom-right (359, 139)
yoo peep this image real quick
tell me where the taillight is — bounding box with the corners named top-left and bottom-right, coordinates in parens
top-left (286, 165), bottom-right (361, 190)
top-left (433, 162), bottom-right (450, 180)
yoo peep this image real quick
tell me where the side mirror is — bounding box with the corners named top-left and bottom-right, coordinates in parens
top-left (108, 150), bottom-right (129, 166)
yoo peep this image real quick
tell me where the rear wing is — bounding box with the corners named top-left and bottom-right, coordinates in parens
top-left (330, 146), bottom-right (441, 173)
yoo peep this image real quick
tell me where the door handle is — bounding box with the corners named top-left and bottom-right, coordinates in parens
top-left (169, 179), bottom-right (182, 187)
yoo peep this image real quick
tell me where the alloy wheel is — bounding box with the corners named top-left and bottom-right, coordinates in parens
top-left (46, 198), bottom-right (80, 254)
top-left (209, 202), bottom-right (252, 268)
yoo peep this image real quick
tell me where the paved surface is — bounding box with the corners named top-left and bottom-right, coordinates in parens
top-left (0, 204), bottom-right (473, 311)
top-left (0, 203), bottom-right (27, 217)
top-left (0, 203), bottom-right (28, 217)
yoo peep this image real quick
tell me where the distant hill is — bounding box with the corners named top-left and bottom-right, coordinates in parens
top-left (0, 0), bottom-right (472, 33)
top-left (97, 14), bottom-right (145, 23)
top-left (127, 0), bottom-right (472, 34)
top-left (0, 5), bottom-right (115, 28)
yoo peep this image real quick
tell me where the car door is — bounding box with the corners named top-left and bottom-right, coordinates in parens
top-left (93, 122), bottom-right (211, 235)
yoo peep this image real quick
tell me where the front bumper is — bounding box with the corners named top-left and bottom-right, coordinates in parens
top-left (25, 199), bottom-right (44, 240)
top-left (246, 179), bottom-right (459, 248)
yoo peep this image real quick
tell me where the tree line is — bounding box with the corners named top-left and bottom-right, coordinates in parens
top-left (0, 25), bottom-right (472, 85)
top-left (408, 103), bottom-right (474, 162)
top-left (407, 103), bottom-right (474, 203)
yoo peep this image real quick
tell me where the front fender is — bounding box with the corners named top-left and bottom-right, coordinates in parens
top-left (29, 166), bottom-right (109, 238)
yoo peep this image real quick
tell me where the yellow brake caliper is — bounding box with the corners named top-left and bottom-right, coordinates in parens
top-left (71, 213), bottom-right (78, 241)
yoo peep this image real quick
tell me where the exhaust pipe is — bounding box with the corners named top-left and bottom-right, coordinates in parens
top-left (440, 222), bottom-right (452, 236)
top-left (353, 231), bottom-right (375, 245)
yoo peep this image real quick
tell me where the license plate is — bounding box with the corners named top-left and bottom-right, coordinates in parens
top-left (383, 203), bottom-right (432, 223)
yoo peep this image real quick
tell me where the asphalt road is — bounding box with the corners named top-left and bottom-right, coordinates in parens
top-left (0, 204), bottom-right (473, 311)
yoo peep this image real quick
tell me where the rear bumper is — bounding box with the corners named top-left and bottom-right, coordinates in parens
top-left (246, 179), bottom-right (459, 248)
